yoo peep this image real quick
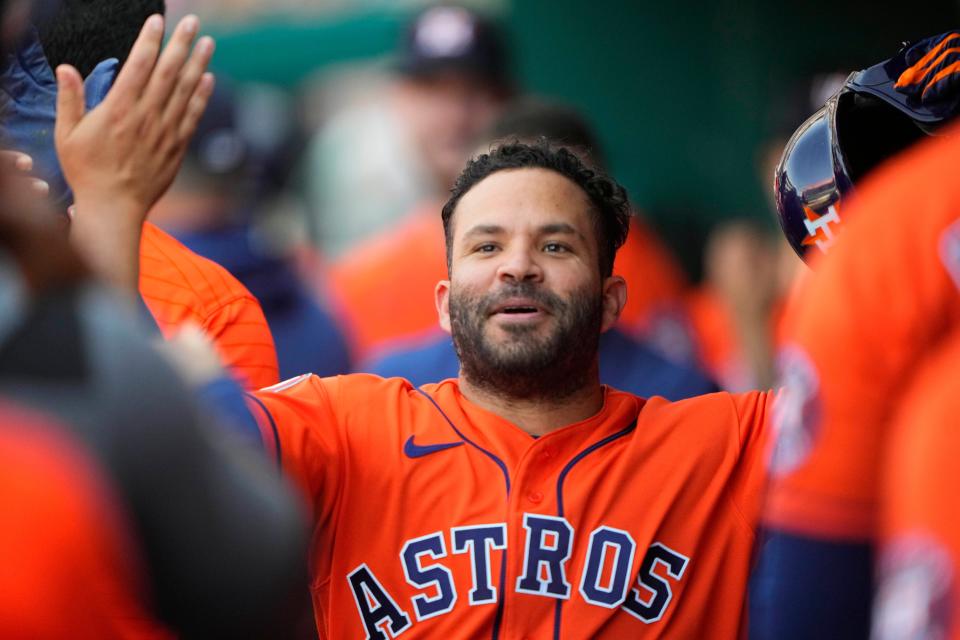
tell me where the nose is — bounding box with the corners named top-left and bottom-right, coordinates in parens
top-left (496, 244), bottom-right (543, 283)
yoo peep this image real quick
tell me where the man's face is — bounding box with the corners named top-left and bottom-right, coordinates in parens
top-left (435, 167), bottom-right (626, 400)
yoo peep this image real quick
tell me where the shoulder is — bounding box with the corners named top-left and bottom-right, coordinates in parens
top-left (256, 372), bottom-right (422, 408)
top-left (630, 389), bottom-right (771, 443)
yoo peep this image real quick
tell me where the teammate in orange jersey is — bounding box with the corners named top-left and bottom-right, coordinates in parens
top-left (872, 328), bottom-right (960, 640)
top-left (751, 33), bottom-right (960, 639)
top-left (1, 0), bottom-right (279, 389)
top-left (0, 401), bottom-right (156, 639)
top-left (241, 143), bottom-right (773, 638)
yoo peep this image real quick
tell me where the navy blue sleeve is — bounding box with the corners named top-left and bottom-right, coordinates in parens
top-left (196, 375), bottom-right (263, 449)
top-left (749, 528), bottom-right (873, 640)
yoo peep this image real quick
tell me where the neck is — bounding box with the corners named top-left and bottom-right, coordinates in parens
top-left (457, 367), bottom-right (605, 437)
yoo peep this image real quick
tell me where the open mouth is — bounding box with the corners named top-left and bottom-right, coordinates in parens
top-left (499, 305), bottom-right (540, 315)
top-left (488, 298), bottom-right (549, 320)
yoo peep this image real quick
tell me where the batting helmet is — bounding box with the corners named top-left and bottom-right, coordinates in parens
top-left (775, 32), bottom-right (960, 262)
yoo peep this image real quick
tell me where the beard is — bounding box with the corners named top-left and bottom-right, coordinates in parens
top-left (449, 280), bottom-right (603, 402)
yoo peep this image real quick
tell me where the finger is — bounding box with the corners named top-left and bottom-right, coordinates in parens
top-left (0, 150), bottom-right (33, 172)
top-left (29, 178), bottom-right (49, 197)
top-left (7, 176), bottom-right (49, 198)
top-left (54, 65), bottom-right (85, 142)
top-left (176, 72), bottom-right (215, 144)
top-left (140, 15), bottom-right (200, 114)
top-left (161, 36), bottom-right (215, 130)
top-left (105, 14), bottom-right (165, 110)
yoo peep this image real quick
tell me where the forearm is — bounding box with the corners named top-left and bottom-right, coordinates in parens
top-left (69, 196), bottom-right (143, 296)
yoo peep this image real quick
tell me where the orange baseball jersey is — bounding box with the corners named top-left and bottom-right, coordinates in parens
top-left (764, 122), bottom-right (960, 541)
top-left (139, 221), bottom-right (279, 389)
top-left (329, 204), bottom-right (686, 360)
top-left (248, 374), bottom-right (771, 638)
top-left (0, 402), bottom-right (163, 639)
top-left (872, 328), bottom-right (960, 640)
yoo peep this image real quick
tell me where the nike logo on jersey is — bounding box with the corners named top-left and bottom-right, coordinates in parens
top-left (403, 435), bottom-right (464, 458)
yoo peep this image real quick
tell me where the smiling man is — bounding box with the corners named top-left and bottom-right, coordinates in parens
top-left (236, 143), bottom-right (775, 638)
top-left (66, 92), bottom-right (773, 632)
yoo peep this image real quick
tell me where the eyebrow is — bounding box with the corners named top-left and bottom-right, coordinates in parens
top-left (539, 223), bottom-right (584, 240)
top-left (461, 224), bottom-right (506, 240)
top-left (462, 222), bottom-right (586, 239)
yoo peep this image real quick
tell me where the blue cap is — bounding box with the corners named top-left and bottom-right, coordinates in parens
top-left (0, 28), bottom-right (117, 212)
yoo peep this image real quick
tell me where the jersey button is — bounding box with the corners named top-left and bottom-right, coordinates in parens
top-left (540, 449), bottom-right (554, 460)
top-left (527, 490), bottom-right (544, 504)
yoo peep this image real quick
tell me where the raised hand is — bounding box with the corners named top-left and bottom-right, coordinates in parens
top-left (55, 13), bottom-right (215, 218)
top-left (54, 14), bottom-right (215, 293)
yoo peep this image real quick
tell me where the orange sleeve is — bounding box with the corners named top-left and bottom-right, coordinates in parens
top-left (139, 223), bottom-right (279, 390)
top-left (764, 129), bottom-right (960, 540)
top-left (248, 375), bottom-right (343, 522)
top-left (728, 390), bottom-right (774, 534)
top-left (199, 293), bottom-right (280, 390)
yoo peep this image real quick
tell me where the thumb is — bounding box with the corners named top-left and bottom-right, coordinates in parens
top-left (54, 64), bottom-right (85, 143)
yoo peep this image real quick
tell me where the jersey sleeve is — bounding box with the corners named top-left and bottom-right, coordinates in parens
top-left (728, 390), bottom-right (774, 534)
top-left (139, 223), bottom-right (281, 391)
top-left (247, 375), bottom-right (344, 521)
top-left (201, 292), bottom-right (281, 390)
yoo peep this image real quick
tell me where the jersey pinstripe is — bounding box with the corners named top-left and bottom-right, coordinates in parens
top-left (139, 222), bottom-right (279, 390)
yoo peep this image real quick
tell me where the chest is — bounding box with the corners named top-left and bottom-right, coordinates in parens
top-left (319, 417), bottom-right (747, 639)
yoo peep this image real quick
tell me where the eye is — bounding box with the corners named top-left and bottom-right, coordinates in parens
top-left (475, 243), bottom-right (499, 254)
top-left (543, 242), bottom-right (570, 253)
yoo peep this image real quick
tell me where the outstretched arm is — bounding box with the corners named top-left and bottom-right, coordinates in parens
top-left (55, 13), bottom-right (215, 294)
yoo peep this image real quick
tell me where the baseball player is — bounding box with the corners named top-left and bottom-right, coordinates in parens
top-left (751, 32), bottom-right (960, 638)
top-left (242, 143), bottom-right (774, 638)
top-left (56, 43), bottom-right (780, 630)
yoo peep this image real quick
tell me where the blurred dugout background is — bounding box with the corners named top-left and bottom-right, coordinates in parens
top-left (165, 0), bottom-right (956, 278)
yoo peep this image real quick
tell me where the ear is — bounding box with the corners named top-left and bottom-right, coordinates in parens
top-left (600, 275), bottom-right (627, 333)
top-left (435, 279), bottom-right (452, 334)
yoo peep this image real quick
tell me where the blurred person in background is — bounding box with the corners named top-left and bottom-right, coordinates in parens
top-left (304, 4), bottom-right (512, 258)
top-left (682, 219), bottom-right (782, 391)
top-left (357, 97), bottom-right (717, 400)
top-left (0, 7), bottom-right (308, 636)
top-left (149, 80), bottom-right (352, 379)
top-left (1, 0), bottom-right (281, 390)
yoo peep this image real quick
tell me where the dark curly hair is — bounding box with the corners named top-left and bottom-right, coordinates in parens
top-left (36, 0), bottom-right (166, 78)
top-left (441, 141), bottom-right (631, 277)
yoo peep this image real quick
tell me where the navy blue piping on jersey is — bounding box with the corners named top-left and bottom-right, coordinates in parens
top-left (552, 420), bottom-right (638, 640)
top-left (415, 387), bottom-right (511, 640)
top-left (244, 393), bottom-right (283, 469)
